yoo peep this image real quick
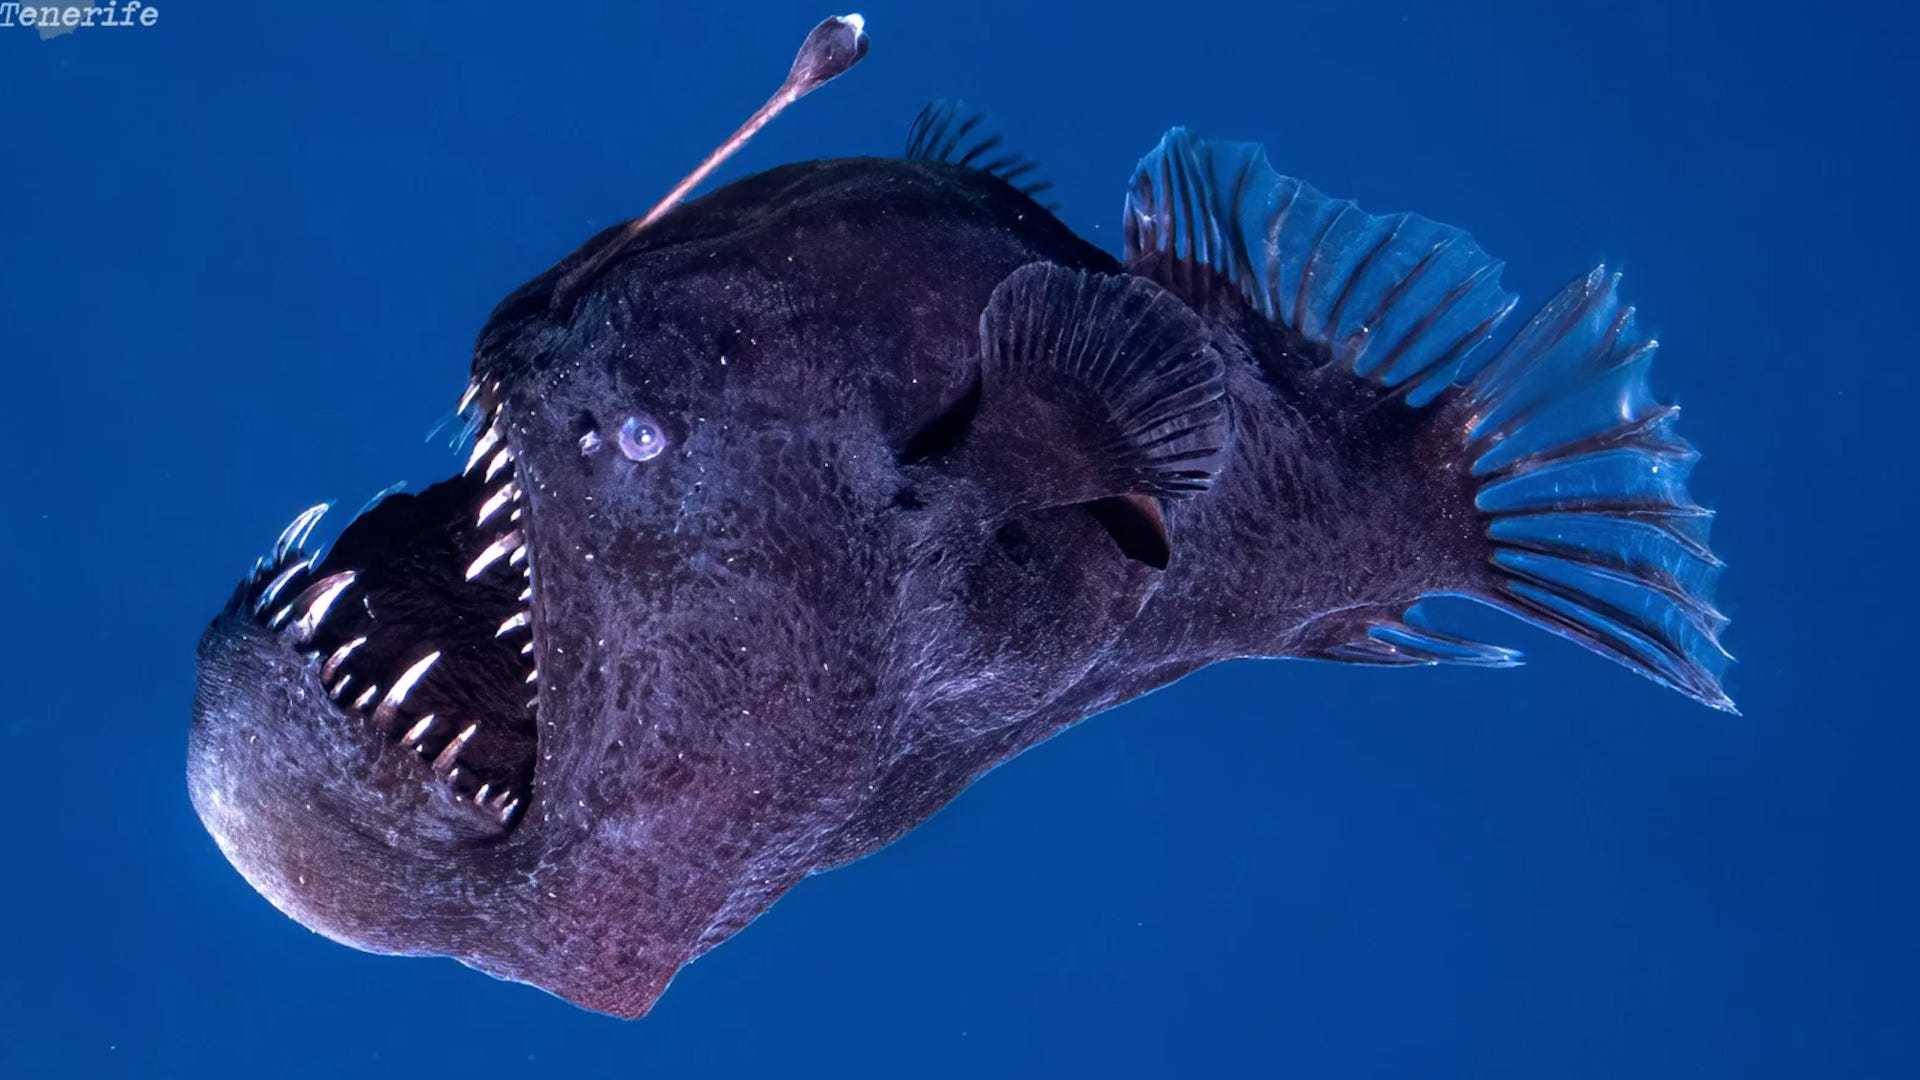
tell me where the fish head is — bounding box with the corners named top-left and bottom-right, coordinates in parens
top-left (184, 158), bottom-right (1192, 1016)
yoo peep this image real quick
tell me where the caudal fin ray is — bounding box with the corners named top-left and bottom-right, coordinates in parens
top-left (1488, 514), bottom-right (1725, 624)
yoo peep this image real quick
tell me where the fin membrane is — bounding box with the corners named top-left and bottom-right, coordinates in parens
top-left (951, 261), bottom-right (1231, 510)
top-left (1126, 129), bottom-right (1733, 710)
top-left (905, 100), bottom-right (1055, 203)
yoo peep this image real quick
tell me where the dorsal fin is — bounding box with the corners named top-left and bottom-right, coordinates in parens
top-left (905, 100), bottom-right (1056, 203)
top-left (1124, 128), bottom-right (1517, 404)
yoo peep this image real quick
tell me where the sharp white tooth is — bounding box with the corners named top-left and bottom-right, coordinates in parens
top-left (351, 481), bottom-right (406, 521)
top-left (476, 484), bottom-right (517, 527)
top-left (520, 641), bottom-right (534, 655)
top-left (433, 723), bottom-right (477, 772)
top-left (491, 788), bottom-right (513, 808)
top-left (464, 530), bottom-right (524, 581)
top-left (289, 571), bottom-right (358, 641)
top-left (321, 635), bottom-right (368, 681)
top-left (496, 612), bottom-right (529, 637)
top-left (329, 674), bottom-right (352, 699)
top-left (525, 695), bottom-right (538, 710)
top-left (474, 784), bottom-right (492, 805)
top-left (401, 713), bottom-right (438, 746)
top-left (352, 684), bottom-right (379, 711)
top-left (456, 381), bottom-right (480, 415)
top-left (373, 650), bottom-right (442, 728)
top-left (510, 508), bottom-right (523, 522)
top-left (254, 558), bottom-right (313, 614)
top-left (518, 586), bottom-right (532, 602)
top-left (273, 503), bottom-right (331, 563)
top-left (524, 667), bottom-right (539, 684)
top-left (508, 545), bottom-right (528, 567)
top-left (499, 799), bottom-right (520, 823)
top-left (464, 425), bottom-right (501, 475)
top-left (484, 447), bottom-right (515, 483)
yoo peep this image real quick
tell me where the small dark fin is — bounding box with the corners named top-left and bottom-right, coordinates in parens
top-left (905, 100), bottom-right (1056, 203)
top-left (949, 261), bottom-right (1231, 512)
top-left (1125, 129), bottom-right (1733, 710)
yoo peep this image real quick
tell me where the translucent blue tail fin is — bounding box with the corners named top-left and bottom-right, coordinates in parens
top-left (1125, 129), bottom-right (1734, 711)
top-left (1462, 267), bottom-right (1732, 710)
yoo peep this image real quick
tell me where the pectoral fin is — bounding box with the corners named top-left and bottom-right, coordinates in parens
top-left (933, 261), bottom-right (1232, 517)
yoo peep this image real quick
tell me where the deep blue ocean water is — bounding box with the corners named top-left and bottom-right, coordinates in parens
top-left (3, 2), bottom-right (1914, 1075)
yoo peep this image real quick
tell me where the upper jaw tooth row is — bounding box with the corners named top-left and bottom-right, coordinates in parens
top-left (238, 386), bottom-right (536, 826)
top-left (462, 407), bottom-right (540, 706)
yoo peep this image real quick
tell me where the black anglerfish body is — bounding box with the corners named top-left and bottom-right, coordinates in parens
top-left (188, 67), bottom-right (1732, 1016)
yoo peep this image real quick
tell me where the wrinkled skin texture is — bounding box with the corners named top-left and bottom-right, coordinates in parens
top-left (189, 159), bottom-right (1489, 1016)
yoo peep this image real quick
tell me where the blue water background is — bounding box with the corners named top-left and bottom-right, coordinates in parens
top-left (2, 1), bottom-right (1914, 1075)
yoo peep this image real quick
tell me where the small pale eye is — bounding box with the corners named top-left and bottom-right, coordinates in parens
top-left (617, 415), bottom-right (667, 462)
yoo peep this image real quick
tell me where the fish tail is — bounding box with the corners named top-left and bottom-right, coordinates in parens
top-left (1124, 130), bottom-right (1733, 710)
top-left (1443, 269), bottom-right (1733, 710)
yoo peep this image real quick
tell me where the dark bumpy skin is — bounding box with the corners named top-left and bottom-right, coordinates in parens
top-left (185, 159), bottom-right (1579, 1016)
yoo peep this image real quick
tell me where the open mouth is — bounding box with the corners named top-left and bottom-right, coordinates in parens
top-left (232, 381), bottom-right (539, 828)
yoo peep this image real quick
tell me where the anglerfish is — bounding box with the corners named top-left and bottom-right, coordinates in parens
top-left (187, 15), bottom-right (1733, 1018)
